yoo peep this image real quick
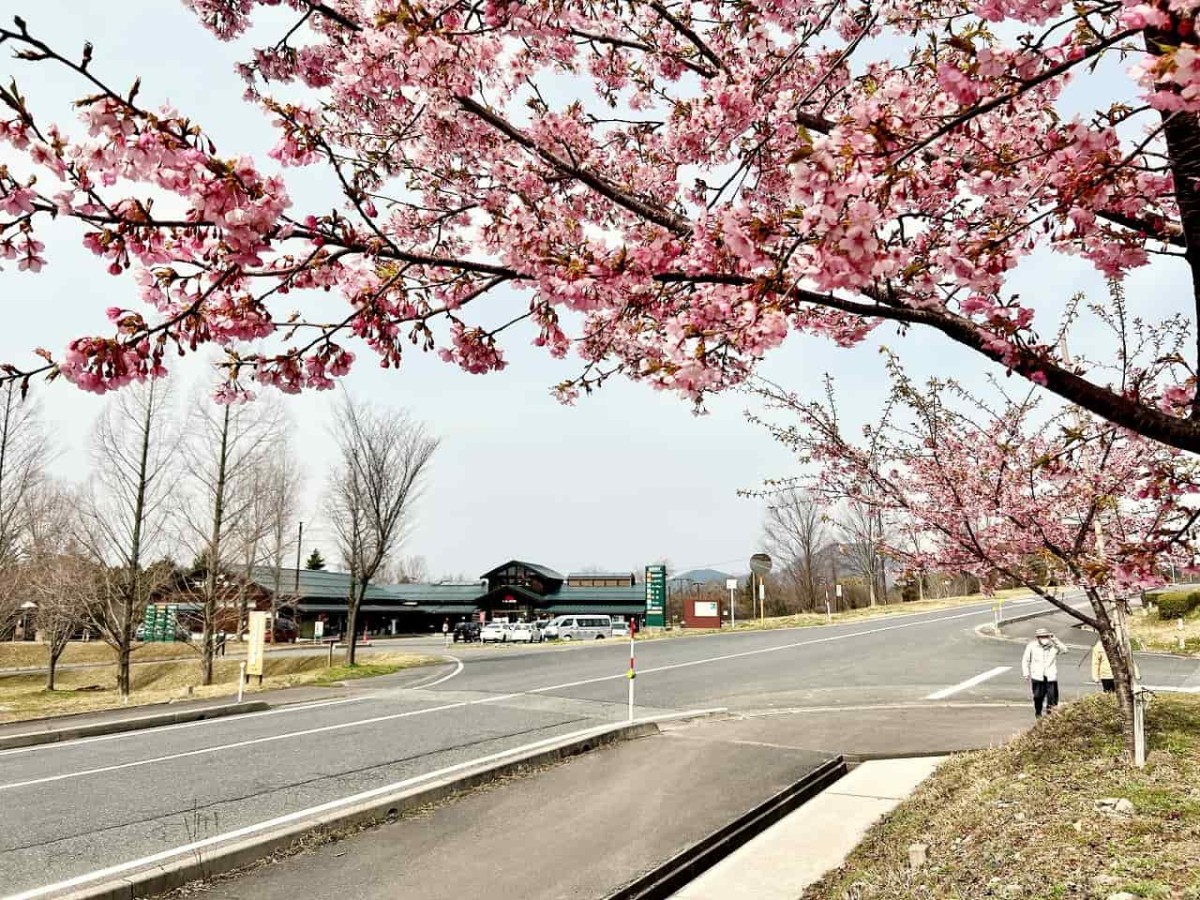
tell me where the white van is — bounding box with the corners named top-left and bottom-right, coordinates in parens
top-left (542, 614), bottom-right (612, 641)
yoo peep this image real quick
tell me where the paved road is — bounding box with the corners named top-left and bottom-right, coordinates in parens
top-left (1, 595), bottom-right (1196, 899)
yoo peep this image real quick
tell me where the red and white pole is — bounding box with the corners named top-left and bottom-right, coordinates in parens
top-left (628, 619), bottom-right (637, 722)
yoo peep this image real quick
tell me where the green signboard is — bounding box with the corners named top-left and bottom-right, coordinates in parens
top-left (645, 565), bottom-right (666, 628)
top-left (142, 604), bottom-right (179, 642)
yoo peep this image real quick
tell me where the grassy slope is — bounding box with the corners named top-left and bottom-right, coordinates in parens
top-left (804, 695), bottom-right (1200, 900)
top-left (0, 652), bottom-right (438, 723)
top-left (1130, 609), bottom-right (1200, 657)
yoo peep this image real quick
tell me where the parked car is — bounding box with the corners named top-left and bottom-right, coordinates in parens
top-left (611, 621), bottom-right (630, 638)
top-left (270, 616), bottom-right (299, 644)
top-left (453, 621), bottom-right (482, 643)
top-left (508, 622), bottom-right (542, 643)
top-left (480, 621), bottom-right (509, 643)
top-left (135, 622), bottom-right (192, 642)
top-left (542, 615), bottom-right (612, 641)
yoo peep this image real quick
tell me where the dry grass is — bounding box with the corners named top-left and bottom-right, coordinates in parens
top-left (0, 651), bottom-right (439, 724)
top-left (804, 694), bottom-right (1200, 900)
top-left (637, 588), bottom-right (1034, 640)
top-left (1130, 609), bottom-right (1200, 657)
top-left (0, 640), bottom-right (199, 669)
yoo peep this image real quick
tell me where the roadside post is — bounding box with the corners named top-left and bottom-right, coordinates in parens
top-left (327, 639), bottom-right (336, 668)
top-left (749, 553), bottom-right (772, 626)
top-left (246, 611), bottom-right (267, 687)
top-left (628, 619), bottom-right (637, 722)
top-left (1180, 618), bottom-right (1186, 652)
top-left (726, 578), bottom-right (738, 628)
top-left (835, 583), bottom-right (843, 612)
top-left (824, 585), bottom-right (832, 624)
top-left (237, 662), bottom-right (246, 703)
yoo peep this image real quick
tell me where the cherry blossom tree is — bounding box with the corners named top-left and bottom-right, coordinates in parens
top-left (751, 350), bottom-right (1199, 760)
top-left (0, 1), bottom-right (1199, 450)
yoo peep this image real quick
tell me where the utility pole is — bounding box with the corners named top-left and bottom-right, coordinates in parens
top-left (294, 521), bottom-right (303, 594)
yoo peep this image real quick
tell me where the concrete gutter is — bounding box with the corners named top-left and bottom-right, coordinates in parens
top-left (52, 714), bottom-right (714, 900)
top-left (0, 701), bottom-right (271, 752)
top-left (603, 755), bottom-right (848, 900)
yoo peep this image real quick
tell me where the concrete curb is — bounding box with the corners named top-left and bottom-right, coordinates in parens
top-left (979, 608), bottom-right (1198, 660)
top-left (0, 701), bottom-right (271, 752)
top-left (54, 717), bottom-right (686, 900)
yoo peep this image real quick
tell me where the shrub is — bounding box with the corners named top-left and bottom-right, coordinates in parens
top-left (1152, 590), bottom-right (1200, 620)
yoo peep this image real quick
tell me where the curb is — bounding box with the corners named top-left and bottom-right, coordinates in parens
top-left (0, 701), bottom-right (271, 752)
top-left (603, 755), bottom-right (848, 900)
top-left (979, 608), bottom-right (1198, 660)
top-left (53, 717), bottom-right (683, 900)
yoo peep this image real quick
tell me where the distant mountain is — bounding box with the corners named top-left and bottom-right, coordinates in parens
top-left (670, 568), bottom-right (739, 586)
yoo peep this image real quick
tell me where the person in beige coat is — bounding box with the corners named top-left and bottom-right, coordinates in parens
top-left (1091, 640), bottom-right (1139, 693)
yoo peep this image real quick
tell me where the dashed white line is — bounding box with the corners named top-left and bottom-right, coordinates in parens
top-left (924, 666), bottom-right (1012, 700)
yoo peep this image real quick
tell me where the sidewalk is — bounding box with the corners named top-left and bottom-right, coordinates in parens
top-left (161, 705), bottom-right (1021, 900)
top-left (673, 757), bottom-right (944, 900)
top-left (167, 717), bottom-right (835, 900)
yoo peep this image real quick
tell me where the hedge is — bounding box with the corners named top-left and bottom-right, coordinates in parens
top-left (1147, 590), bottom-right (1200, 620)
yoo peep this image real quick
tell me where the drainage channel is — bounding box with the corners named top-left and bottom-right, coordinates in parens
top-left (603, 755), bottom-right (848, 900)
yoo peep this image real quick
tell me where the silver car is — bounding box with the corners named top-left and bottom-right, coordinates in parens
top-left (542, 615), bottom-right (612, 641)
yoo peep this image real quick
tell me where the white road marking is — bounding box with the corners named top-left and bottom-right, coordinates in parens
top-left (528, 605), bottom-right (1019, 695)
top-left (0, 603), bottom-right (1050, 790)
top-left (0, 696), bottom-right (369, 759)
top-left (412, 655), bottom-right (464, 689)
top-left (0, 715), bottom-right (713, 900)
top-left (924, 666), bottom-right (1012, 700)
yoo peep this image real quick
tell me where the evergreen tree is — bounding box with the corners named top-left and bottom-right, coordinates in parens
top-left (304, 548), bottom-right (326, 571)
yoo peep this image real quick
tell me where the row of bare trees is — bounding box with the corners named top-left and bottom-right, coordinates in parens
top-left (0, 380), bottom-right (438, 691)
top-left (760, 487), bottom-right (982, 614)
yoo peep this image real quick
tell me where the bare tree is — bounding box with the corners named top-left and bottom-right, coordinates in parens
top-left (181, 393), bottom-right (285, 684)
top-left (261, 450), bottom-right (302, 641)
top-left (762, 488), bottom-right (827, 612)
top-left (30, 548), bottom-right (97, 690)
top-left (389, 555), bottom-right (429, 584)
top-left (838, 498), bottom-right (890, 607)
top-left (328, 396), bottom-right (438, 664)
top-left (78, 379), bottom-right (180, 697)
top-left (0, 382), bottom-right (48, 568)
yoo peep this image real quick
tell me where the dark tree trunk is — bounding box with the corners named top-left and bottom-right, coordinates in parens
top-left (116, 640), bottom-right (132, 697)
top-left (1090, 591), bottom-right (1137, 761)
top-left (46, 644), bottom-right (65, 691)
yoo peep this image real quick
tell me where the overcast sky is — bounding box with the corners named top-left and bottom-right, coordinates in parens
top-left (1, 2), bottom-right (1190, 581)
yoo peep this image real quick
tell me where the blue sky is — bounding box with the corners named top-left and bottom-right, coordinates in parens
top-left (0, 1), bottom-right (1190, 580)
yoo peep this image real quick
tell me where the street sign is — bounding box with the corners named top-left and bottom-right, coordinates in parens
top-left (725, 578), bottom-right (738, 590)
top-left (645, 565), bottom-right (667, 628)
top-left (246, 611), bottom-right (267, 677)
top-left (749, 553), bottom-right (773, 575)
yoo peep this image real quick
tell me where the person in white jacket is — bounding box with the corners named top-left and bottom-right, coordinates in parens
top-left (1022, 627), bottom-right (1069, 717)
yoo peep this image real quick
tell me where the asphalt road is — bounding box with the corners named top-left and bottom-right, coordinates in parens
top-left (1, 595), bottom-right (1196, 899)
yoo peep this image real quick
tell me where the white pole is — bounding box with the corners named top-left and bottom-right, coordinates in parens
top-left (237, 661), bottom-right (245, 704)
top-left (628, 629), bottom-right (636, 722)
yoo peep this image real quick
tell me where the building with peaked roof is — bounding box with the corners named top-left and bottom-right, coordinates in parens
top-left (238, 559), bottom-right (646, 637)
